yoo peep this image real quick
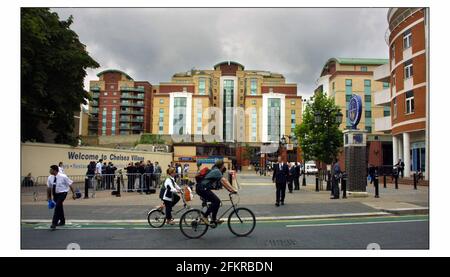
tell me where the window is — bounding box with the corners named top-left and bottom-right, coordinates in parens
top-left (365, 126), bottom-right (372, 133)
top-left (223, 80), bottom-right (234, 141)
top-left (198, 78), bottom-right (206, 95)
top-left (111, 108), bottom-right (116, 136)
top-left (405, 90), bottom-right (415, 114)
top-left (365, 111), bottom-right (372, 118)
top-left (361, 66), bottom-right (368, 72)
top-left (383, 82), bottom-right (390, 89)
top-left (332, 82), bottom-right (335, 92)
top-left (102, 108), bottom-right (107, 136)
top-left (113, 100), bottom-right (117, 104)
top-left (346, 95), bottom-right (352, 102)
top-left (384, 106), bottom-right (391, 117)
top-left (250, 79), bottom-right (257, 95)
top-left (291, 100), bottom-right (296, 106)
top-left (364, 80), bottom-right (371, 87)
top-left (110, 85), bottom-right (114, 89)
top-left (104, 92), bottom-right (108, 96)
top-left (365, 95), bottom-right (372, 102)
top-left (391, 43), bottom-right (395, 59)
top-left (404, 60), bottom-right (413, 79)
top-left (113, 92), bottom-right (117, 96)
top-left (197, 110), bottom-right (202, 133)
top-left (403, 29), bottom-right (412, 49)
top-left (392, 74), bottom-right (396, 88)
top-left (251, 100), bottom-right (256, 105)
top-left (345, 79), bottom-right (352, 86)
top-left (159, 99), bottom-right (164, 104)
top-left (158, 108), bottom-right (164, 134)
top-left (291, 110), bottom-right (296, 133)
top-left (393, 97), bottom-right (397, 119)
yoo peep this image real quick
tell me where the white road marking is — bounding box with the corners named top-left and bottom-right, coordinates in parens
top-left (286, 219), bottom-right (428, 228)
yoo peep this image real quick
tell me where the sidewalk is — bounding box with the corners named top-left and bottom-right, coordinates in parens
top-left (21, 173), bottom-right (428, 221)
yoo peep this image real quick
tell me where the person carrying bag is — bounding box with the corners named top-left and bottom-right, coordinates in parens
top-left (161, 167), bottom-right (182, 225)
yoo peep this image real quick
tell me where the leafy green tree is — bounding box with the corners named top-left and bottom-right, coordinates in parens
top-left (295, 92), bottom-right (343, 165)
top-left (21, 8), bottom-right (99, 144)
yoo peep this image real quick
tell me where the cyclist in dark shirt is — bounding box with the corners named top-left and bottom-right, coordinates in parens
top-left (196, 160), bottom-right (237, 225)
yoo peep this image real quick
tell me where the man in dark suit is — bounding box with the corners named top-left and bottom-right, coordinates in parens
top-left (272, 156), bottom-right (289, 206)
top-left (294, 162), bottom-right (301, 190)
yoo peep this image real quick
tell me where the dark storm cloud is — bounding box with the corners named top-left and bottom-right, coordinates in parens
top-left (53, 8), bottom-right (389, 96)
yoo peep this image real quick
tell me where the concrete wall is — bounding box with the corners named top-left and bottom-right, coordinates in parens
top-left (21, 142), bottom-right (173, 178)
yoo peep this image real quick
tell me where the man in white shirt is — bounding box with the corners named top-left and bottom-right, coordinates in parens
top-left (47, 165), bottom-right (76, 230)
top-left (95, 159), bottom-right (103, 190)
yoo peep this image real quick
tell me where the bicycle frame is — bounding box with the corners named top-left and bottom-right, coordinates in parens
top-left (204, 193), bottom-right (241, 222)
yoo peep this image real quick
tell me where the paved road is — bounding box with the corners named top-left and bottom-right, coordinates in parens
top-left (21, 215), bottom-right (429, 249)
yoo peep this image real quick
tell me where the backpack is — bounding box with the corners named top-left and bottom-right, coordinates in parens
top-left (195, 167), bottom-right (211, 185)
top-left (159, 177), bottom-right (176, 200)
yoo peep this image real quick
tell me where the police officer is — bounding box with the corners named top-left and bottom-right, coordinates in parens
top-left (47, 165), bottom-right (76, 230)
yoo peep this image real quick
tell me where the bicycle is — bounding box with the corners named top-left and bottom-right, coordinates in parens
top-left (147, 187), bottom-right (191, 228)
top-left (179, 192), bottom-right (256, 239)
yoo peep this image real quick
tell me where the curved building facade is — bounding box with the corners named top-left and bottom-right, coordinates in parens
top-left (387, 8), bottom-right (429, 179)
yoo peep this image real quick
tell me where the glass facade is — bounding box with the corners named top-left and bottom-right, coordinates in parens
top-left (199, 78), bottom-right (206, 95)
top-left (102, 108), bottom-right (107, 136)
top-left (250, 79), bottom-right (257, 95)
top-left (267, 98), bottom-right (281, 142)
top-left (158, 108), bottom-right (164, 134)
top-left (291, 110), bottom-right (296, 134)
top-left (223, 80), bottom-right (234, 141)
top-left (111, 108), bottom-right (116, 136)
top-left (173, 97), bottom-right (187, 135)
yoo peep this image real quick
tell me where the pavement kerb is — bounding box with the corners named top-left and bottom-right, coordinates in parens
top-left (380, 207), bottom-right (429, 215)
top-left (21, 211), bottom-right (394, 224)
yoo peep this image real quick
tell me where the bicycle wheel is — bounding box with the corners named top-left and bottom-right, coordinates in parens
top-left (147, 209), bottom-right (166, 228)
top-left (179, 209), bottom-right (209, 239)
top-left (228, 207), bottom-right (256, 237)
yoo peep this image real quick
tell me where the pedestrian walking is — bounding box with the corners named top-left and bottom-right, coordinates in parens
top-left (394, 159), bottom-right (405, 178)
top-left (47, 165), bottom-right (76, 230)
top-left (272, 156), bottom-right (289, 206)
top-left (330, 159), bottom-right (341, 199)
top-left (95, 159), bottom-right (103, 190)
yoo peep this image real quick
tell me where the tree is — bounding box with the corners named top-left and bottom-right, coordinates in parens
top-left (295, 92), bottom-right (343, 165)
top-left (21, 8), bottom-right (99, 145)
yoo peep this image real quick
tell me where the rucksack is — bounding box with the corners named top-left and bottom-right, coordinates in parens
top-left (195, 168), bottom-right (211, 185)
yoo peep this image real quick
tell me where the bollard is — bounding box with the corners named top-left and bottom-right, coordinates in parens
top-left (84, 177), bottom-right (89, 199)
top-left (341, 174), bottom-right (347, 199)
top-left (383, 175), bottom-right (387, 188)
top-left (395, 174), bottom-right (399, 190)
top-left (302, 172), bottom-right (307, 186)
top-left (315, 174), bottom-right (319, 192)
top-left (413, 173), bottom-right (417, 190)
top-left (374, 176), bottom-right (379, 198)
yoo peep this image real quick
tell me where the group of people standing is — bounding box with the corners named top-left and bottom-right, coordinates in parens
top-left (272, 157), bottom-right (303, 207)
top-left (125, 160), bottom-right (162, 193)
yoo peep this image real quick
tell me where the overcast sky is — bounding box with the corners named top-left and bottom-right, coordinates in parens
top-left (53, 8), bottom-right (389, 96)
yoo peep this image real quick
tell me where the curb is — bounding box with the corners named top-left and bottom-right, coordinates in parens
top-left (21, 212), bottom-right (393, 224)
top-left (380, 207), bottom-right (429, 215)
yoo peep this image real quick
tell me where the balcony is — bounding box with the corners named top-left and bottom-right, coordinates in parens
top-left (373, 64), bottom-right (390, 82)
top-left (120, 86), bottom-right (145, 92)
top-left (120, 110), bottom-right (144, 115)
top-left (91, 108), bottom-right (99, 114)
top-left (91, 93), bottom-right (100, 99)
top-left (120, 124), bottom-right (131, 129)
top-left (120, 102), bottom-right (144, 107)
top-left (91, 101), bottom-right (99, 107)
top-left (90, 86), bottom-right (100, 91)
top-left (120, 116), bottom-right (131, 122)
top-left (131, 118), bottom-right (144, 123)
top-left (375, 116), bottom-right (392, 132)
top-left (374, 88), bottom-right (391, 106)
top-left (131, 126), bottom-right (144, 130)
top-left (121, 93), bottom-right (145, 100)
